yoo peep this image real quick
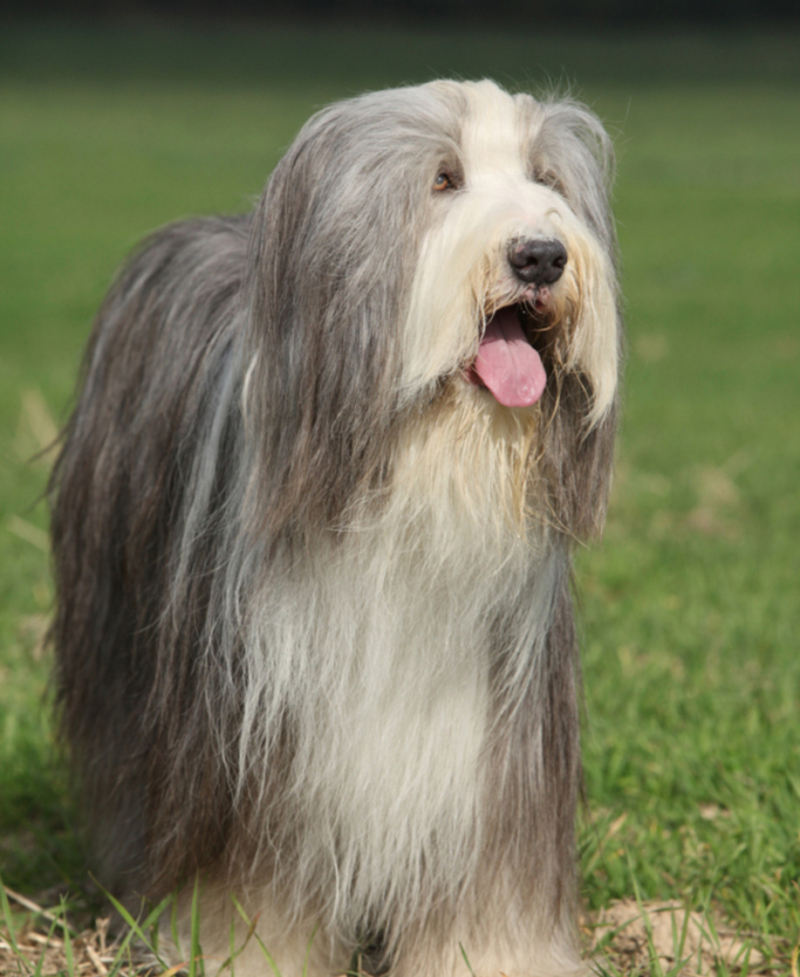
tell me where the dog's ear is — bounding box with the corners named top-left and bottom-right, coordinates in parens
top-left (240, 93), bottom-right (462, 541)
top-left (533, 101), bottom-right (622, 541)
top-left (241, 107), bottom-right (411, 539)
top-left (534, 100), bottom-right (617, 257)
top-left (539, 394), bottom-right (618, 542)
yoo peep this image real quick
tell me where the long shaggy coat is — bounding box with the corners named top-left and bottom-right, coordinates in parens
top-left (50, 79), bottom-right (620, 977)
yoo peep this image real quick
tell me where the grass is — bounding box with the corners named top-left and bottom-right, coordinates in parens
top-left (1, 23), bottom-right (799, 975)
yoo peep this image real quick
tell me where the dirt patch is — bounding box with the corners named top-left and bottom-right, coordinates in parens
top-left (588, 899), bottom-right (776, 977)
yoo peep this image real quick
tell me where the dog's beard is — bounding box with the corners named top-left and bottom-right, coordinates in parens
top-left (401, 220), bottom-right (616, 438)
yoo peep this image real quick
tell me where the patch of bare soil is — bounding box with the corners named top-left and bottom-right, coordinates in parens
top-left (587, 899), bottom-right (783, 977)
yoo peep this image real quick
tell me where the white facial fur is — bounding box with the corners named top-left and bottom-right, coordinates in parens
top-left (402, 80), bottom-right (618, 429)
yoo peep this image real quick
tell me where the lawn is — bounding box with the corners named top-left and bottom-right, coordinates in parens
top-left (1, 23), bottom-right (798, 974)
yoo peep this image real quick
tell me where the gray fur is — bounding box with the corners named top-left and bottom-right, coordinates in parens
top-left (50, 80), bottom-right (621, 976)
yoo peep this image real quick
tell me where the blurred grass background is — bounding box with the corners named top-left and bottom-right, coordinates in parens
top-left (0, 24), bottom-right (798, 957)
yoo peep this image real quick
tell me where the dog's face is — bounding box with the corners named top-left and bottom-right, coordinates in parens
top-left (244, 79), bottom-right (619, 539)
top-left (402, 80), bottom-right (617, 429)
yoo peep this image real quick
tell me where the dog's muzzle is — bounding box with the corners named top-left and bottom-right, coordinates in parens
top-left (508, 238), bottom-right (567, 286)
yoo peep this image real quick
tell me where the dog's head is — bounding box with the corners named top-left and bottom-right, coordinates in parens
top-left (244, 80), bottom-right (620, 542)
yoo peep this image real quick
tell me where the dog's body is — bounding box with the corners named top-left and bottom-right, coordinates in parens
top-left (51, 80), bottom-right (620, 977)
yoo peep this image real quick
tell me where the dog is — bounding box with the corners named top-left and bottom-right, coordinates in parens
top-left (50, 79), bottom-right (620, 977)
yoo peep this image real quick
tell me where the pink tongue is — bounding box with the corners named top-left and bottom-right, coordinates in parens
top-left (472, 307), bottom-right (547, 407)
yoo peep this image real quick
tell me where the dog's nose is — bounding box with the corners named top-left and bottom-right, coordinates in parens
top-left (508, 239), bottom-right (568, 286)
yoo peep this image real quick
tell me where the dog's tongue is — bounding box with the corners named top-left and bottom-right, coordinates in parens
top-left (473, 306), bottom-right (547, 407)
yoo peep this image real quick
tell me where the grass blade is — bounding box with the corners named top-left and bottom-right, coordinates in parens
top-left (171, 892), bottom-right (183, 962)
top-left (217, 897), bottom-right (261, 975)
top-left (102, 887), bottom-right (173, 970)
top-left (32, 916), bottom-right (61, 977)
top-left (100, 890), bottom-right (173, 975)
top-left (626, 851), bottom-right (664, 977)
top-left (0, 873), bottom-right (24, 961)
top-left (302, 923), bottom-right (319, 977)
top-left (61, 898), bottom-right (75, 977)
top-left (458, 942), bottom-right (477, 977)
top-left (231, 895), bottom-right (282, 977)
top-left (189, 874), bottom-right (204, 977)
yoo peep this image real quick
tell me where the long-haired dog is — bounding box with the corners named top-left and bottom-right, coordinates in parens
top-left (50, 80), bottom-right (620, 977)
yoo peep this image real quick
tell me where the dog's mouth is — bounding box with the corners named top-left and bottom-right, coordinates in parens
top-left (464, 288), bottom-right (555, 408)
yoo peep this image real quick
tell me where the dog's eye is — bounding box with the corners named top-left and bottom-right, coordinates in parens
top-left (533, 169), bottom-right (567, 197)
top-left (433, 171), bottom-right (455, 192)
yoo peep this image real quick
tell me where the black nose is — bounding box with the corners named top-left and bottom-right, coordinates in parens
top-left (508, 238), bottom-right (568, 286)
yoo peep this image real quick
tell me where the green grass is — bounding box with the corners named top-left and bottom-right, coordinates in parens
top-left (1, 24), bottom-right (798, 967)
